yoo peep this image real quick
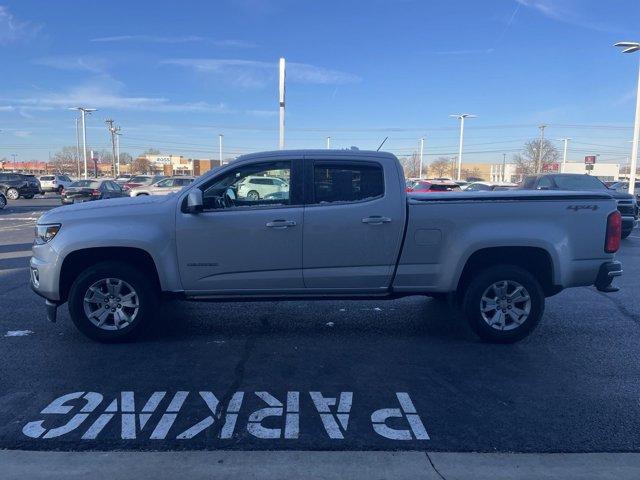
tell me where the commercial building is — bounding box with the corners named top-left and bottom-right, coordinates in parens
top-left (138, 154), bottom-right (221, 176)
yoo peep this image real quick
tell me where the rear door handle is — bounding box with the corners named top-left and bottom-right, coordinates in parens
top-left (266, 219), bottom-right (297, 229)
top-left (362, 216), bottom-right (392, 225)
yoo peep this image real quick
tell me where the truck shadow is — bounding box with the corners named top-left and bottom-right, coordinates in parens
top-left (148, 296), bottom-right (475, 343)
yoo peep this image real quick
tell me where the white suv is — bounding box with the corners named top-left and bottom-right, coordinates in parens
top-left (236, 175), bottom-right (289, 200)
top-left (39, 175), bottom-right (73, 193)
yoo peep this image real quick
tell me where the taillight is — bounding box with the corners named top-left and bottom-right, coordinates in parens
top-left (91, 189), bottom-right (101, 197)
top-left (605, 211), bottom-right (622, 253)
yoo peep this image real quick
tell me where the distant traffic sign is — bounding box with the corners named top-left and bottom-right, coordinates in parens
top-left (542, 163), bottom-right (559, 172)
top-left (584, 156), bottom-right (596, 165)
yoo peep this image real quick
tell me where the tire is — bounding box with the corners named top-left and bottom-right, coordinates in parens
top-left (622, 229), bottom-right (632, 239)
top-left (0, 194), bottom-right (5, 209)
top-left (247, 190), bottom-right (260, 201)
top-left (68, 261), bottom-right (158, 342)
top-left (23, 194), bottom-right (34, 199)
top-left (462, 265), bottom-right (544, 343)
top-left (5, 188), bottom-right (19, 200)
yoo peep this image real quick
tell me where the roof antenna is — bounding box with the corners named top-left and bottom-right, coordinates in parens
top-left (376, 136), bottom-right (388, 151)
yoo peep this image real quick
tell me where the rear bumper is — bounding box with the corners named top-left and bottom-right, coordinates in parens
top-left (594, 261), bottom-right (622, 292)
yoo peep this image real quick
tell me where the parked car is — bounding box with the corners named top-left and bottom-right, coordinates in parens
top-left (32, 150), bottom-right (622, 344)
top-left (114, 174), bottom-right (133, 185)
top-left (236, 175), bottom-right (289, 200)
top-left (406, 180), bottom-right (461, 193)
top-left (609, 181), bottom-right (640, 206)
top-left (122, 175), bottom-right (165, 191)
top-left (60, 179), bottom-right (127, 205)
top-left (0, 191), bottom-right (6, 209)
top-left (39, 174), bottom-right (73, 194)
top-left (128, 176), bottom-right (195, 197)
top-left (464, 181), bottom-right (519, 191)
top-left (0, 173), bottom-right (41, 199)
top-left (520, 174), bottom-right (638, 238)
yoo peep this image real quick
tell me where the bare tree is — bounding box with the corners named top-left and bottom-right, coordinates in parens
top-left (429, 157), bottom-right (452, 178)
top-left (513, 139), bottom-right (559, 175)
top-left (50, 146), bottom-right (79, 174)
top-left (131, 156), bottom-right (151, 174)
top-left (461, 167), bottom-right (483, 180)
top-left (119, 152), bottom-right (133, 164)
top-left (399, 153), bottom-right (421, 178)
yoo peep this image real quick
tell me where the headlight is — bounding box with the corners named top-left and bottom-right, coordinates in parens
top-left (35, 224), bottom-right (61, 244)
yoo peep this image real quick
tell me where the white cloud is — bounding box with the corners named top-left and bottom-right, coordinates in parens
top-left (246, 109), bottom-right (278, 117)
top-left (91, 35), bottom-right (255, 48)
top-left (0, 5), bottom-right (40, 45)
top-left (33, 55), bottom-right (109, 73)
top-left (516, 0), bottom-right (620, 33)
top-left (1, 79), bottom-right (230, 113)
top-left (0, 105), bottom-right (14, 111)
top-left (13, 130), bottom-right (31, 138)
top-left (161, 58), bottom-right (361, 87)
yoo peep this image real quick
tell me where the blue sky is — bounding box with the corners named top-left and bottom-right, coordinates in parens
top-left (0, 0), bottom-right (639, 165)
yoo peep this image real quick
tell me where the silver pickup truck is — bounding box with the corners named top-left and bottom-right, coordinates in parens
top-left (30, 150), bottom-right (623, 343)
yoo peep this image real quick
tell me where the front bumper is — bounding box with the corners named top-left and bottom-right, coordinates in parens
top-left (594, 261), bottom-right (622, 292)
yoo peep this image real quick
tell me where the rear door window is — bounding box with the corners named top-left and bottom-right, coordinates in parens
top-left (311, 163), bottom-right (384, 204)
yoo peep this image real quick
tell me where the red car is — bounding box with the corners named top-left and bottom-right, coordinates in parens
top-left (406, 180), bottom-right (461, 193)
top-left (122, 174), bottom-right (165, 191)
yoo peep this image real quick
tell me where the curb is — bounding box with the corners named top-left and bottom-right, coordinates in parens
top-left (2, 450), bottom-right (640, 479)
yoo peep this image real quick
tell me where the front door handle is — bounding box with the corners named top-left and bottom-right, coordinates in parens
top-left (362, 216), bottom-right (391, 225)
top-left (266, 219), bottom-right (297, 229)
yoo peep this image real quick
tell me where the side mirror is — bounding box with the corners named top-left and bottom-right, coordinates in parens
top-left (186, 190), bottom-right (203, 214)
top-left (225, 187), bottom-right (236, 201)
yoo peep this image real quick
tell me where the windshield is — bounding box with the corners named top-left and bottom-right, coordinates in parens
top-left (551, 175), bottom-right (607, 191)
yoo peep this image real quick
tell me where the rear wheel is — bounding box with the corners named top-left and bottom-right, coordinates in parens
top-left (68, 261), bottom-right (158, 342)
top-left (247, 190), bottom-right (260, 201)
top-left (462, 265), bottom-right (544, 343)
top-left (5, 188), bottom-right (19, 200)
top-left (0, 194), bottom-right (5, 209)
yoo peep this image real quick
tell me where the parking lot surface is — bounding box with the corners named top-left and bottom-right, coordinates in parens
top-left (1, 196), bottom-right (639, 453)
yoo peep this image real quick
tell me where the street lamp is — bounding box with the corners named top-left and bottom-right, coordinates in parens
top-left (69, 107), bottom-right (97, 179)
top-left (614, 41), bottom-right (640, 195)
top-left (450, 113), bottom-right (476, 180)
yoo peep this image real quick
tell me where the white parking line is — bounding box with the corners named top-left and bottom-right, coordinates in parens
top-left (4, 330), bottom-right (33, 337)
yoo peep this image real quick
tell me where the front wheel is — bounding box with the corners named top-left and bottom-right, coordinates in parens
top-left (0, 194), bottom-right (6, 209)
top-left (462, 265), bottom-right (544, 343)
top-left (5, 188), bottom-right (19, 200)
top-left (68, 261), bottom-right (158, 342)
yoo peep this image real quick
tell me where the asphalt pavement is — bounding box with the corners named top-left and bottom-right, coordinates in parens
top-left (1, 195), bottom-right (639, 455)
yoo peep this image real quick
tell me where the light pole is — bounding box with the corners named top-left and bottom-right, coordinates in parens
top-left (115, 127), bottom-right (121, 176)
top-left (326, 136), bottom-right (331, 149)
top-left (537, 124), bottom-right (547, 173)
top-left (419, 137), bottom-right (425, 179)
top-left (219, 134), bottom-right (224, 166)
top-left (614, 41), bottom-right (640, 195)
top-left (70, 107), bottom-right (96, 179)
top-left (278, 57), bottom-right (286, 150)
top-left (450, 114), bottom-right (476, 180)
top-left (75, 118), bottom-right (81, 178)
top-left (502, 153), bottom-right (507, 182)
top-left (558, 138), bottom-right (571, 173)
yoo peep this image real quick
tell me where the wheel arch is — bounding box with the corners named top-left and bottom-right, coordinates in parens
top-left (59, 247), bottom-right (161, 303)
top-left (456, 246), bottom-right (558, 298)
